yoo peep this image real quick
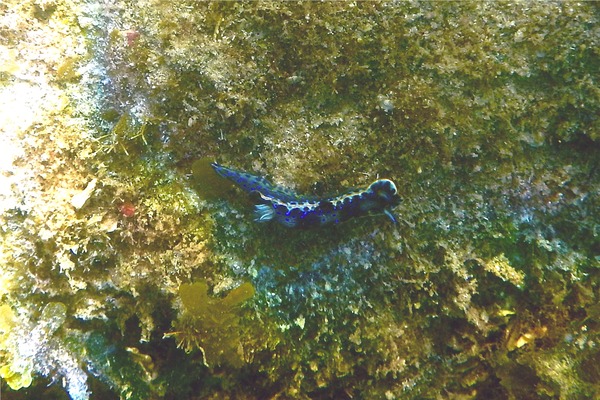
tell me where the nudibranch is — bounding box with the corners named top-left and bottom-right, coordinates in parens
top-left (211, 162), bottom-right (401, 229)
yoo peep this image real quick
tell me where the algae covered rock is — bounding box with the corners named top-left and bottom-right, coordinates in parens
top-left (1, 0), bottom-right (598, 399)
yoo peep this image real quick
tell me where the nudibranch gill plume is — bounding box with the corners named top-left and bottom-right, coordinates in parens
top-left (211, 162), bottom-right (401, 229)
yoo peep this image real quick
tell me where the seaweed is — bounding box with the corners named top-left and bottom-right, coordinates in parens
top-left (167, 280), bottom-right (255, 368)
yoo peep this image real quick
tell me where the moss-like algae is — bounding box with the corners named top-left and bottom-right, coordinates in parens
top-left (1, 1), bottom-right (599, 399)
top-left (84, 332), bottom-right (152, 400)
top-left (169, 280), bottom-right (255, 367)
top-left (0, 304), bottom-right (33, 391)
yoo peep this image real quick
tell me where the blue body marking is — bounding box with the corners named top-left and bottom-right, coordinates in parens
top-left (211, 162), bottom-right (401, 228)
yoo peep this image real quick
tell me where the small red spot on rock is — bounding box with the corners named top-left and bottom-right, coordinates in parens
top-left (123, 30), bottom-right (140, 46)
top-left (119, 202), bottom-right (136, 217)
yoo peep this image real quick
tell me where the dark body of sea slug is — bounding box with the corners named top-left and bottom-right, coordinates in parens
top-left (211, 162), bottom-right (401, 229)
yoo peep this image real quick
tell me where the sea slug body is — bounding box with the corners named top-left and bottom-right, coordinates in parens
top-left (211, 162), bottom-right (401, 229)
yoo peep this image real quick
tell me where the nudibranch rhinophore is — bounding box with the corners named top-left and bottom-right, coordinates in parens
top-left (211, 162), bottom-right (401, 229)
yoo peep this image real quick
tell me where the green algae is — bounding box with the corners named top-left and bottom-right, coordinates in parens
top-left (0, 304), bottom-right (33, 391)
top-left (84, 332), bottom-right (153, 400)
top-left (191, 157), bottom-right (236, 201)
top-left (99, 113), bottom-right (150, 157)
top-left (169, 280), bottom-right (255, 367)
top-left (1, 0), bottom-right (599, 399)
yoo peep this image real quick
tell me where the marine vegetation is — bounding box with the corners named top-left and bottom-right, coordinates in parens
top-left (0, 1), bottom-right (598, 399)
top-left (167, 279), bottom-right (255, 367)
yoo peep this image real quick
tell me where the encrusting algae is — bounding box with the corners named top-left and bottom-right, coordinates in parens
top-left (0, 1), bottom-right (599, 399)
